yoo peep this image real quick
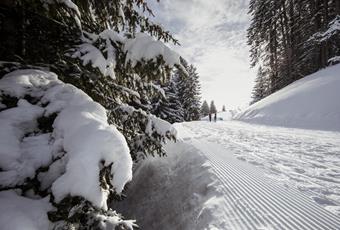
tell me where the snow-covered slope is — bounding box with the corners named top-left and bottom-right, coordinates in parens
top-left (235, 64), bottom-right (340, 131)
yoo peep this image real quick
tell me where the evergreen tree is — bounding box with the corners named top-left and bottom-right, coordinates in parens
top-left (0, 1), bottom-right (182, 158)
top-left (0, 0), bottom-right (185, 229)
top-left (201, 100), bottom-right (210, 117)
top-left (250, 66), bottom-right (270, 104)
top-left (210, 101), bottom-right (217, 114)
top-left (222, 105), bottom-right (226, 112)
top-left (152, 78), bottom-right (184, 124)
top-left (176, 59), bottom-right (201, 121)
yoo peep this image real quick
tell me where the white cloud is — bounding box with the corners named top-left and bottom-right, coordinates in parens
top-left (150, 0), bottom-right (256, 109)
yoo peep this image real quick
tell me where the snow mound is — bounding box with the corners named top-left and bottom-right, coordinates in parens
top-left (0, 191), bottom-right (52, 230)
top-left (113, 140), bottom-right (226, 230)
top-left (235, 64), bottom-right (340, 131)
top-left (0, 69), bottom-right (132, 210)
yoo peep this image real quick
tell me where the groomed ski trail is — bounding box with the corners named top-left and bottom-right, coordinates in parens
top-left (177, 122), bottom-right (340, 230)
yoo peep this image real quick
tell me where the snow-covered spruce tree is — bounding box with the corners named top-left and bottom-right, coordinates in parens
top-left (152, 77), bottom-right (184, 124)
top-left (175, 59), bottom-right (201, 121)
top-left (0, 0), bottom-right (185, 229)
top-left (1, 0), bottom-right (182, 157)
top-left (0, 70), bottom-right (135, 229)
top-left (200, 100), bottom-right (210, 117)
top-left (209, 101), bottom-right (217, 114)
top-left (250, 65), bottom-right (270, 105)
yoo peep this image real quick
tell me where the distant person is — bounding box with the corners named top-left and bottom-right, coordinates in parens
top-left (209, 113), bottom-right (212, 122)
top-left (214, 112), bottom-right (217, 122)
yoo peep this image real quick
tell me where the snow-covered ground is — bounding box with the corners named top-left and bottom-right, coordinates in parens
top-left (113, 141), bottom-right (227, 229)
top-left (235, 64), bottom-right (340, 132)
top-left (181, 121), bottom-right (340, 217)
top-left (115, 120), bottom-right (340, 229)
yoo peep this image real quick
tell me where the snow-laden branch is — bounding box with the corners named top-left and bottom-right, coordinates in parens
top-left (0, 69), bottom-right (133, 210)
top-left (328, 56), bottom-right (340, 65)
top-left (42, 0), bottom-right (82, 28)
top-left (124, 33), bottom-right (181, 68)
top-left (72, 30), bottom-right (124, 79)
top-left (145, 114), bottom-right (177, 138)
top-left (72, 30), bottom-right (183, 79)
top-left (309, 15), bottom-right (340, 43)
top-left (118, 104), bottom-right (177, 138)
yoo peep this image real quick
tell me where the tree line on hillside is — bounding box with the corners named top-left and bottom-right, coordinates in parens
top-left (248, 0), bottom-right (340, 104)
top-left (0, 0), bottom-right (200, 229)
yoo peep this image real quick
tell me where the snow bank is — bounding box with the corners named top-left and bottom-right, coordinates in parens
top-left (235, 64), bottom-right (340, 131)
top-left (0, 70), bottom-right (132, 211)
top-left (113, 139), bottom-right (226, 230)
top-left (0, 191), bottom-right (52, 230)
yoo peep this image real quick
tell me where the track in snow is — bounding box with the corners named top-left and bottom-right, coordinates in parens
top-left (177, 121), bottom-right (340, 229)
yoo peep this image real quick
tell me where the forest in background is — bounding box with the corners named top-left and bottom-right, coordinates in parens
top-left (248, 0), bottom-right (340, 103)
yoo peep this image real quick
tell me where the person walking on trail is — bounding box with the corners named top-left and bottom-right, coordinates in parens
top-left (209, 113), bottom-right (212, 122)
top-left (210, 100), bottom-right (217, 122)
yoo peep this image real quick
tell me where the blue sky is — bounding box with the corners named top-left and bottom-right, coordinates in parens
top-left (150, 0), bottom-right (256, 110)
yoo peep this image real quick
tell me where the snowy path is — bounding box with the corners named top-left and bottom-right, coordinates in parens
top-left (176, 121), bottom-right (340, 229)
